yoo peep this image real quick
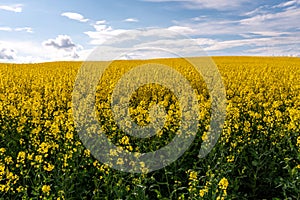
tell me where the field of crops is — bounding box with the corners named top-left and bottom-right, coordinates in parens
top-left (0, 56), bottom-right (300, 199)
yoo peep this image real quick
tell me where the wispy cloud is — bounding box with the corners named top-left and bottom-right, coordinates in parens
top-left (83, 0), bottom-right (300, 58)
top-left (0, 27), bottom-right (13, 32)
top-left (273, 0), bottom-right (300, 8)
top-left (172, 2), bottom-right (299, 36)
top-left (61, 12), bottom-right (89, 22)
top-left (84, 23), bottom-right (128, 45)
top-left (156, 1), bottom-right (300, 56)
top-left (15, 27), bottom-right (33, 33)
top-left (0, 4), bottom-right (23, 13)
top-left (123, 18), bottom-right (139, 22)
top-left (143, 0), bottom-right (251, 10)
top-left (0, 26), bottom-right (33, 33)
top-left (203, 36), bottom-right (300, 51)
top-left (96, 20), bottom-right (107, 24)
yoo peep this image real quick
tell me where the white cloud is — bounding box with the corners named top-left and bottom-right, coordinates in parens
top-left (143, 0), bottom-right (251, 10)
top-left (0, 39), bottom-right (90, 63)
top-left (96, 20), bottom-right (107, 24)
top-left (43, 35), bottom-right (83, 59)
top-left (239, 6), bottom-right (300, 32)
top-left (0, 26), bottom-right (33, 33)
top-left (43, 35), bottom-right (77, 50)
top-left (83, 14), bottom-right (300, 59)
top-left (171, 2), bottom-right (300, 38)
top-left (84, 24), bottom-right (128, 45)
top-left (0, 47), bottom-right (15, 60)
top-left (123, 18), bottom-right (139, 22)
top-left (245, 45), bottom-right (300, 57)
top-left (243, 5), bottom-right (270, 16)
top-left (191, 16), bottom-right (207, 21)
top-left (61, 12), bottom-right (89, 22)
top-left (15, 27), bottom-right (33, 33)
top-left (184, 0), bottom-right (251, 10)
top-left (273, 0), bottom-right (300, 8)
top-left (246, 31), bottom-right (290, 37)
top-left (2, 1), bottom-right (300, 62)
top-left (0, 27), bottom-right (13, 32)
top-left (167, 26), bottom-right (196, 35)
top-left (0, 4), bottom-right (23, 13)
top-left (143, 1), bottom-right (300, 56)
top-left (203, 36), bottom-right (300, 53)
top-left (83, 28), bottom-right (218, 61)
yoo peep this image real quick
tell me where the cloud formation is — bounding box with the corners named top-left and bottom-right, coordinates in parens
top-left (165, 1), bottom-right (300, 56)
top-left (84, 24), bottom-right (128, 45)
top-left (96, 20), bottom-right (107, 24)
top-left (43, 35), bottom-right (82, 59)
top-left (123, 18), bottom-right (139, 22)
top-left (0, 4), bottom-right (23, 13)
top-left (43, 35), bottom-right (77, 50)
top-left (0, 26), bottom-right (33, 33)
top-left (0, 39), bottom-right (90, 63)
top-left (143, 0), bottom-right (251, 10)
top-left (1, 1), bottom-right (299, 62)
top-left (61, 12), bottom-right (89, 22)
top-left (15, 27), bottom-right (33, 33)
top-left (0, 27), bottom-right (12, 32)
top-left (0, 48), bottom-right (15, 60)
top-left (273, 0), bottom-right (300, 8)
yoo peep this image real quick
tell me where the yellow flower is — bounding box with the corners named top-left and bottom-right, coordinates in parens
top-left (141, 167), bottom-right (149, 174)
top-left (216, 196), bottom-right (225, 200)
top-left (27, 153), bottom-right (34, 160)
top-left (218, 177), bottom-right (229, 190)
top-left (84, 149), bottom-right (90, 157)
top-left (0, 148), bottom-right (6, 154)
top-left (35, 155), bottom-right (43, 163)
top-left (126, 145), bottom-right (133, 151)
top-left (109, 149), bottom-right (117, 156)
top-left (66, 132), bottom-right (73, 140)
top-left (0, 164), bottom-right (5, 176)
top-left (17, 151), bottom-right (26, 163)
top-left (38, 142), bottom-right (50, 154)
top-left (44, 162), bottom-right (55, 172)
top-left (139, 162), bottom-right (145, 168)
top-left (227, 155), bottom-right (235, 163)
top-left (16, 186), bottom-right (24, 193)
top-left (0, 184), bottom-right (5, 192)
top-left (4, 156), bottom-right (13, 164)
top-left (116, 158), bottom-right (124, 165)
top-left (199, 188), bottom-right (208, 197)
top-left (19, 138), bottom-right (25, 145)
top-left (42, 185), bottom-right (51, 194)
top-left (188, 170), bottom-right (198, 181)
top-left (202, 132), bottom-right (208, 141)
top-left (120, 136), bottom-right (130, 145)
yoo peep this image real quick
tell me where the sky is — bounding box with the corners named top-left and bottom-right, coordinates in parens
top-left (0, 0), bottom-right (300, 62)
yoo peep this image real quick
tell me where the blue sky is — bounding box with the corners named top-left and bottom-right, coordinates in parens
top-left (0, 0), bottom-right (299, 62)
